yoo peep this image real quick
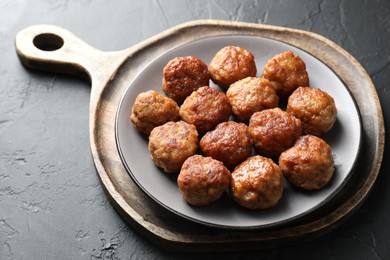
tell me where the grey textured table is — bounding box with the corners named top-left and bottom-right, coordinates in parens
top-left (1, 1), bottom-right (389, 259)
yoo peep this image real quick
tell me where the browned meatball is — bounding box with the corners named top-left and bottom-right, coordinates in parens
top-left (230, 155), bottom-right (284, 209)
top-left (162, 56), bottom-right (210, 105)
top-left (261, 51), bottom-right (309, 99)
top-left (248, 108), bottom-right (302, 158)
top-left (226, 77), bottom-right (279, 122)
top-left (209, 46), bottom-right (257, 90)
top-left (279, 135), bottom-right (334, 190)
top-left (287, 87), bottom-right (337, 136)
top-left (148, 121), bottom-right (198, 173)
top-left (179, 86), bottom-right (232, 135)
top-left (177, 155), bottom-right (230, 206)
top-left (200, 121), bottom-right (253, 169)
top-left (130, 90), bottom-right (180, 135)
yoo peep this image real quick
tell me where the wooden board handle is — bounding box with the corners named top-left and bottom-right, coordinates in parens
top-left (15, 25), bottom-right (128, 89)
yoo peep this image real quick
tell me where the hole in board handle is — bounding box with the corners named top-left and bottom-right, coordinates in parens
top-left (33, 33), bottom-right (64, 51)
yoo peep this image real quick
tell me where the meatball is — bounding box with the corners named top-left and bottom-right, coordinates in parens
top-left (248, 108), bottom-right (302, 158)
top-left (261, 51), bottom-right (309, 99)
top-left (226, 77), bottom-right (279, 122)
top-left (162, 56), bottom-right (210, 104)
top-left (130, 90), bottom-right (180, 135)
top-left (148, 121), bottom-right (198, 173)
top-left (180, 86), bottom-right (232, 135)
top-left (279, 135), bottom-right (334, 190)
top-left (209, 46), bottom-right (257, 90)
top-left (177, 155), bottom-right (230, 206)
top-left (287, 87), bottom-right (337, 136)
top-left (200, 121), bottom-right (253, 169)
top-left (230, 155), bottom-right (284, 209)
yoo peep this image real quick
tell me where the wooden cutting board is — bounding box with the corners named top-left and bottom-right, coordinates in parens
top-left (15, 20), bottom-right (384, 252)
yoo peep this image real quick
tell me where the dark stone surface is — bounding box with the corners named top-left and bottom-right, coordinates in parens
top-left (1, 0), bottom-right (389, 259)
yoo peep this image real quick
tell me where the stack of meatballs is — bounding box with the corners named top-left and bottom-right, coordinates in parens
top-left (130, 46), bottom-right (337, 210)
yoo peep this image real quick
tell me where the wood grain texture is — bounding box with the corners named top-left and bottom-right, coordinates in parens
top-left (15, 20), bottom-right (384, 252)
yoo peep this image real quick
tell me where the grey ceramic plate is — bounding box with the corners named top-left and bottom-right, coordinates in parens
top-left (115, 35), bottom-right (361, 229)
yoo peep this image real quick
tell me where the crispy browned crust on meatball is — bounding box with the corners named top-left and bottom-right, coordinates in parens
top-left (279, 135), bottom-right (334, 190)
top-left (248, 107), bottom-right (302, 158)
top-left (177, 155), bottom-right (230, 206)
top-left (130, 90), bottom-right (180, 135)
top-left (162, 56), bottom-right (210, 105)
top-left (261, 51), bottom-right (309, 99)
top-left (179, 86), bottom-right (232, 134)
top-left (226, 77), bottom-right (279, 122)
top-left (287, 87), bottom-right (337, 136)
top-left (200, 121), bottom-right (253, 169)
top-left (230, 155), bottom-right (284, 209)
top-left (148, 121), bottom-right (198, 173)
top-left (209, 46), bottom-right (257, 90)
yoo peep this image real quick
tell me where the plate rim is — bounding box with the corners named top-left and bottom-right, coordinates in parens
top-left (115, 33), bottom-right (363, 230)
